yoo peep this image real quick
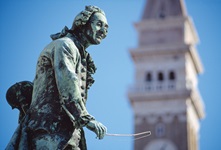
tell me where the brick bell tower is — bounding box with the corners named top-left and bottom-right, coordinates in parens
top-left (127, 0), bottom-right (205, 150)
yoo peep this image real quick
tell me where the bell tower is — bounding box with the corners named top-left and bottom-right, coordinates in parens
top-left (128, 0), bottom-right (205, 150)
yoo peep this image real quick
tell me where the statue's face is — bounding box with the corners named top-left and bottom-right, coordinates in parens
top-left (85, 12), bottom-right (108, 45)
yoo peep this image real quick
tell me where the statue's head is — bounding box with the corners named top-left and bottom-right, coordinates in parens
top-left (72, 5), bottom-right (109, 45)
top-left (6, 81), bottom-right (33, 112)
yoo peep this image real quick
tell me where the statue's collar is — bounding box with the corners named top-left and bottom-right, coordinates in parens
top-left (50, 26), bottom-right (69, 41)
top-left (50, 26), bottom-right (87, 58)
top-left (68, 33), bottom-right (87, 59)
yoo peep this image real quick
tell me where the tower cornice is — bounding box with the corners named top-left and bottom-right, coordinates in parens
top-left (129, 43), bottom-right (203, 74)
top-left (135, 16), bottom-right (199, 46)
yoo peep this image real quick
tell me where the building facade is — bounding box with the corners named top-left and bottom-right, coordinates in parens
top-left (128, 0), bottom-right (205, 150)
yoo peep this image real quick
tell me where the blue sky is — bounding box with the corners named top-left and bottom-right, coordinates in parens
top-left (0, 0), bottom-right (220, 150)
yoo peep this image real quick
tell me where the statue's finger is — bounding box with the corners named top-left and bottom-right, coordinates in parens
top-left (95, 124), bottom-right (101, 139)
top-left (99, 128), bottom-right (104, 139)
top-left (99, 124), bottom-right (106, 139)
top-left (95, 124), bottom-right (103, 139)
top-left (101, 125), bottom-right (106, 136)
top-left (103, 125), bottom-right (107, 134)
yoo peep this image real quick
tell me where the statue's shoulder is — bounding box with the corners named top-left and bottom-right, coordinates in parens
top-left (52, 37), bottom-right (78, 52)
top-left (46, 37), bottom-right (80, 61)
top-left (56, 36), bottom-right (74, 43)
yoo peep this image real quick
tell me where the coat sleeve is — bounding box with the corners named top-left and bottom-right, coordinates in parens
top-left (53, 39), bottom-right (94, 128)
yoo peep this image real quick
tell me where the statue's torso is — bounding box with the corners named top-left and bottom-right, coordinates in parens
top-left (28, 36), bottom-right (88, 135)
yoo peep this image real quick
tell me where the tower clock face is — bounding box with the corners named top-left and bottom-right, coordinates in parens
top-left (145, 139), bottom-right (177, 150)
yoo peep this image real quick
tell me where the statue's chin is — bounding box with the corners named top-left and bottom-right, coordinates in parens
top-left (91, 40), bottom-right (101, 45)
top-left (95, 38), bottom-right (102, 44)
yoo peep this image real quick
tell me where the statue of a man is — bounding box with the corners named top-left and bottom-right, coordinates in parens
top-left (6, 5), bottom-right (108, 150)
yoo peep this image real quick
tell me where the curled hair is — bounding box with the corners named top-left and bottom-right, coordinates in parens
top-left (71, 5), bottom-right (105, 30)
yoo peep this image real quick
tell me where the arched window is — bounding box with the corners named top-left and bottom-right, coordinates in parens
top-left (169, 71), bottom-right (176, 80)
top-left (146, 72), bottom-right (152, 82)
top-left (158, 72), bottom-right (164, 81)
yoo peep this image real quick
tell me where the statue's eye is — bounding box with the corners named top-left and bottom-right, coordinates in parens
top-left (97, 22), bottom-right (102, 27)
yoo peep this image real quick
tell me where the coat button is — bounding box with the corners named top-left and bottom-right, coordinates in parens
top-left (81, 86), bottom-right (85, 90)
top-left (81, 68), bottom-right (86, 73)
top-left (81, 76), bottom-right (86, 81)
top-left (81, 93), bottom-right (85, 97)
top-left (81, 59), bottom-right (87, 66)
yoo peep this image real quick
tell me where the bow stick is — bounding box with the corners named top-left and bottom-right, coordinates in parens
top-left (106, 131), bottom-right (151, 140)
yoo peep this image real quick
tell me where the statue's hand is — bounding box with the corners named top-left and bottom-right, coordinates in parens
top-left (86, 120), bottom-right (107, 139)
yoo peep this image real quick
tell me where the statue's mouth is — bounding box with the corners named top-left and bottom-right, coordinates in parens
top-left (96, 35), bottom-right (102, 41)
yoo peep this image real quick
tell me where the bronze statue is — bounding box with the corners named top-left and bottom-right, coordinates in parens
top-left (6, 5), bottom-right (108, 150)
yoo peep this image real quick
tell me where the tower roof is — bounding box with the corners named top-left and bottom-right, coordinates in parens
top-left (142, 0), bottom-right (187, 20)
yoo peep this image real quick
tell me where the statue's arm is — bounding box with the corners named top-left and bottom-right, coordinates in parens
top-left (53, 39), bottom-right (94, 128)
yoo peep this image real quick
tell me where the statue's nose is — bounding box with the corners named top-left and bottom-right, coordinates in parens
top-left (99, 28), bottom-right (107, 38)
